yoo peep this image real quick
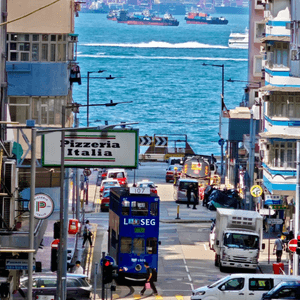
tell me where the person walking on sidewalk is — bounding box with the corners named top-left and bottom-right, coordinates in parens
top-left (73, 261), bottom-right (84, 274)
top-left (140, 262), bottom-right (158, 296)
top-left (82, 220), bottom-right (93, 248)
top-left (273, 234), bottom-right (284, 263)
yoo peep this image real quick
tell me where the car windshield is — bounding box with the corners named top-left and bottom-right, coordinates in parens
top-left (208, 276), bottom-right (231, 288)
top-left (170, 165), bottom-right (182, 171)
top-left (139, 182), bottom-right (155, 188)
top-left (224, 233), bottom-right (259, 249)
top-left (103, 181), bottom-right (118, 186)
top-left (103, 191), bottom-right (110, 197)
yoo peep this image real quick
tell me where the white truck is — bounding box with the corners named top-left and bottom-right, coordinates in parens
top-left (213, 208), bottom-right (264, 272)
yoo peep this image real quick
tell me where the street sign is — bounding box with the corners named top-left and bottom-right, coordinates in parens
top-left (265, 195), bottom-right (281, 205)
top-left (250, 185), bottom-right (263, 197)
top-left (83, 168), bottom-right (92, 176)
top-left (259, 208), bottom-right (275, 216)
top-left (288, 239), bottom-right (298, 252)
top-left (139, 136), bottom-right (153, 146)
top-left (155, 136), bottom-right (168, 147)
top-left (28, 194), bottom-right (54, 219)
top-left (269, 205), bottom-right (289, 210)
top-left (218, 139), bottom-right (225, 146)
top-left (5, 259), bottom-right (32, 270)
top-left (267, 219), bottom-right (283, 225)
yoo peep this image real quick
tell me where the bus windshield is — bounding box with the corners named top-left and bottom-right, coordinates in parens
top-left (224, 233), bottom-right (259, 249)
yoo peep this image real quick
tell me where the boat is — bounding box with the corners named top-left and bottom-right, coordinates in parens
top-left (117, 10), bottom-right (179, 26)
top-left (228, 28), bottom-right (249, 49)
top-left (185, 12), bottom-right (228, 25)
top-left (214, 0), bottom-right (249, 14)
top-left (107, 10), bottom-right (119, 20)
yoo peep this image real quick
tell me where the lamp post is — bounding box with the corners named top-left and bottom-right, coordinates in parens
top-left (202, 63), bottom-right (225, 180)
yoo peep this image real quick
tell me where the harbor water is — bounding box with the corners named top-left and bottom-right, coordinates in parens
top-left (73, 13), bottom-right (249, 155)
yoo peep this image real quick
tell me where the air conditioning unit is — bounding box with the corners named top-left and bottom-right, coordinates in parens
top-left (3, 141), bottom-right (13, 157)
top-left (3, 160), bottom-right (17, 196)
top-left (291, 50), bottom-right (300, 61)
top-left (0, 197), bottom-right (14, 229)
top-left (68, 34), bottom-right (78, 43)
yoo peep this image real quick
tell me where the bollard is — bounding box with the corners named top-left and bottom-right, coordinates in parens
top-left (175, 204), bottom-right (181, 220)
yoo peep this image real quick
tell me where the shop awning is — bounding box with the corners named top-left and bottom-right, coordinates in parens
top-left (261, 36), bottom-right (290, 42)
top-left (259, 132), bottom-right (300, 140)
top-left (259, 85), bottom-right (300, 93)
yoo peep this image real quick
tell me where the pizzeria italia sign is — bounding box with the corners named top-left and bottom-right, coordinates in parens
top-left (42, 129), bottom-right (139, 168)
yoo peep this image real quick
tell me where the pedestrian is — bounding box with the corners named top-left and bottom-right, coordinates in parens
top-left (73, 260), bottom-right (84, 274)
top-left (82, 220), bottom-right (93, 248)
top-left (186, 184), bottom-right (192, 208)
top-left (174, 167), bottom-right (180, 185)
top-left (273, 234), bottom-right (284, 263)
top-left (192, 185), bottom-right (198, 210)
top-left (140, 262), bottom-right (158, 296)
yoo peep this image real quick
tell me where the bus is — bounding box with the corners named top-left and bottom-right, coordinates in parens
top-left (108, 186), bottom-right (160, 282)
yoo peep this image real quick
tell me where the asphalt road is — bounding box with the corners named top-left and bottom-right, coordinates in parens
top-left (86, 162), bottom-right (228, 299)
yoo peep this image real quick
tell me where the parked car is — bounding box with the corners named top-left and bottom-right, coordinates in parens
top-left (14, 273), bottom-right (92, 300)
top-left (173, 178), bottom-right (199, 204)
top-left (100, 189), bottom-right (110, 212)
top-left (136, 180), bottom-right (158, 194)
top-left (165, 165), bottom-right (182, 183)
top-left (99, 179), bottom-right (120, 196)
top-left (207, 189), bottom-right (242, 210)
top-left (262, 281), bottom-right (300, 299)
top-left (167, 156), bottom-right (183, 166)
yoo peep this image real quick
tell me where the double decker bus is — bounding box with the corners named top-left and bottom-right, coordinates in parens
top-left (108, 186), bottom-right (160, 282)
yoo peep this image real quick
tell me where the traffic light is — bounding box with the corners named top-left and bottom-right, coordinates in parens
top-left (103, 259), bottom-right (113, 284)
top-left (296, 235), bottom-right (300, 255)
top-left (0, 282), bottom-right (10, 298)
top-left (54, 221), bottom-right (60, 239)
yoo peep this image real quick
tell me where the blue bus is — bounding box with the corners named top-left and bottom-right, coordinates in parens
top-left (108, 186), bottom-right (160, 282)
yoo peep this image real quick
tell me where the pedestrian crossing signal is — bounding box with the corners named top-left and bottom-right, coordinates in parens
top-left (103, 259), bottom-right (113, 284)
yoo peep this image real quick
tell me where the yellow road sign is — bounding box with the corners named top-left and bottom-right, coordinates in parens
top-left (250, 185), bottom-right (263, 197)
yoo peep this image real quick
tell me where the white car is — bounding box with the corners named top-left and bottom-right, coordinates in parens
top-left (99, 179), bottom-right (120, 195)
top-left (136, 180), bottom-right (158, 194)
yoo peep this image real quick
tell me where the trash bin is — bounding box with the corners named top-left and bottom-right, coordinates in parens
top-left (273, 263), bottom-right (284, 274)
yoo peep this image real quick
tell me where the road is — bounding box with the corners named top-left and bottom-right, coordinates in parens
top-left (86, 162), bottom-right (227, 299)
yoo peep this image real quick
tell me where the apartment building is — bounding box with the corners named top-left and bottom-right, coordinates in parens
top-left (0, 0), bottom-right (80, 295)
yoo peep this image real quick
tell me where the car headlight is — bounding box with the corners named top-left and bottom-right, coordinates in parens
top-left (222, 253), bottom-right (229, 261)
top-left (252, 257), bottom-right (258, 264)
top-left (194, 291), bottom-right (205, 296)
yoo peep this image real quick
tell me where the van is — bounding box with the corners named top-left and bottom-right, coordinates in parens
top-left (167, 156), bottom-right (183, 166)
top-left (191, 273), bottom-right (300, 300)
top-left (106, 168), bottom-right (127, 186)
top-left (262, 281), bottom-right (300, 299)
top-left (173, 178), bottom-right (198, 203)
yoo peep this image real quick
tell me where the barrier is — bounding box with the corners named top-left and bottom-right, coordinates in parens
top-left (273, 263), bottom-right (284, 274)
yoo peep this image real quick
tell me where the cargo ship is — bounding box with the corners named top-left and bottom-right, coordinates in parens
top-left (117, 10), bottom-right (179, 26)
top-left (185, 12), bottom-right (228, 24)
top-left (107, 10), bottom-right (119, 20)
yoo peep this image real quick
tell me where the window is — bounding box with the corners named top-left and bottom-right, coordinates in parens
top-left (268, 95), bottom-right (300, 119)
top-left (254, 22), bottom-right (265, 43)
top-left (7, 33), bottom-right (70, 62)
top-left (270, 142), bottom-right (296, 169)
top-left (274, 42), bottom-right (289, 67)
top-left (39, 278), bottom-right (57, 288)
top-left (146, 238), bottom-right (157, 254)
top-left (253, 55), bottom-right (263, 77)
top-left (132, 238), bottom-right (145, 255)
top-left (8, 96), bottom-right (66, 125)
top-left (122, 200), bottom-right (130, 216)
top-left (150, 202), bottom-right (158, 216)
top-left (249, 278), bottom-right (273, 291)
top-left (120, 237), bottom-right (132, 253)
top-left (277, 287), bottom-right (297, 298)
top-left (67, 278), bottom-right (80, 287)
top-left (132, 201), bottom-right (148, 216)
top-left (222, 278), bottom-right (244, 290)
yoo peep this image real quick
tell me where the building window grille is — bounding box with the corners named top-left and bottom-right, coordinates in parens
top-left (7, 33), bottom-right (72, 62)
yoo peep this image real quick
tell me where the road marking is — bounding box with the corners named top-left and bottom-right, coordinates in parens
top-left (155, 295), bottom-right (163, 299)
top-left (175, 295), bottom-right (183, 300)
top-left (203, 244), bottom-right (207, 251)
top-left (112, 294), bottom-right (119, 299)
top-left (133, 295), bottom-right (141, 299)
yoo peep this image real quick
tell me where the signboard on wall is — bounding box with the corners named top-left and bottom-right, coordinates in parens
top-left (42, 129), bottom-right (139, 168)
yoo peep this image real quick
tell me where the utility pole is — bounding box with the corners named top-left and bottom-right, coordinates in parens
top-left (248, 110), bottom-right (255, 210)
top-left (294, 140), bottom-right (300, 275)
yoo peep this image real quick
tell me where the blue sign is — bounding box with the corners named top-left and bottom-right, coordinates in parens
top-left (265, 200), bottom-right (281, 205)
top-left (218, 139), bottom-right (225, 146)
top-left (100, 255), bottom-right (116, 266)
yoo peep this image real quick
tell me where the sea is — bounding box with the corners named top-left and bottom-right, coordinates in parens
top-left (73, 13), bottom-right (249, 156)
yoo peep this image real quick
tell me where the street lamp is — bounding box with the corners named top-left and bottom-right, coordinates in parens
top-left (202, 63), bottom-right (225, 180)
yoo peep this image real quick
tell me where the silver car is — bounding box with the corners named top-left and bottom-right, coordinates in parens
top-left (173, 178), bottom-right (199, 203)
top-left (14, 273), bottom-right (92, 300)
